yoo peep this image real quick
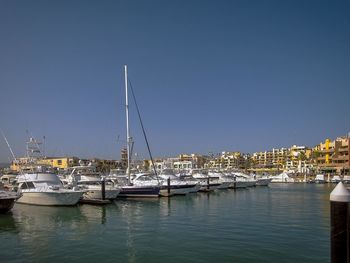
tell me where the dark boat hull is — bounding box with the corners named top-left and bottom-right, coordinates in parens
top-left (117, 186), bottom-right (160, 198)
top-left (0, 198), bottom-right (16, 213)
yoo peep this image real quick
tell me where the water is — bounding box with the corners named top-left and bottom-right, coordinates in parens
top-left (0, 184), bottom-right (333, 263)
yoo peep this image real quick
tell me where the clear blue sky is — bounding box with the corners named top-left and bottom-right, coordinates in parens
top-left (0, 0), bottom-right (349, 162)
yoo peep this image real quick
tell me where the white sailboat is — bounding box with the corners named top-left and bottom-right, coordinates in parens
top-left (117, 65), bottom-right (160, 198)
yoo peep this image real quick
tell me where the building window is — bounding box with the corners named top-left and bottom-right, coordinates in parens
top-left (57, 160), bottom-right (62, 165)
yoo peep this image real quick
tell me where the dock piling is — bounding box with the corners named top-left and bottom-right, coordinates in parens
top-left (101, 177), bottom-right (106, 200)
top-left (330, 182), bottom-right (350, 263)
top-left (167, 177), bottom-right (171, 195)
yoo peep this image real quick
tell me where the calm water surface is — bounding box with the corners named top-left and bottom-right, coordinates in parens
top-left (0, 184), bottom-right (334, 263)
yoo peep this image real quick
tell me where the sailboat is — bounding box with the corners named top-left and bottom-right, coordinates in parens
top-left (116, 65), bottom-right (160, 198)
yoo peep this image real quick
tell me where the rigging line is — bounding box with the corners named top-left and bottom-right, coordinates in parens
top-left (0, 128), bottom-right (28, 190)
top-left (0, 128), bottom-right (17, 161)
top-left (128, 79), bottom-right (159, 184)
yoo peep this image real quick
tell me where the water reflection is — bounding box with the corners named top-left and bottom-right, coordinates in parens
top-left (0, 212), bottom-right (17, 233)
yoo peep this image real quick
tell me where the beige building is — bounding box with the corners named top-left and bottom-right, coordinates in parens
top-left (314, 136), bottom-right (350, 174)
top-left (251, 145), bottom-right (313, 173)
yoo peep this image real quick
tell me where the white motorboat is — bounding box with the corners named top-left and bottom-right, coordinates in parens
top-left (256, 177), bottom-right (272, 186)
top-left (255, 174), bottom-right (272, 186)
top-left (270, 172), bottom-right (295, 183)
top-left (16, 166), bottom-right (84, 206)
top-left (343, 175), bottom-right (350, 184)
top-left (331, 175), bottom-right (341, 184)
top-left (191, 169), bottom-right (221, 192)
top-left (115, 173), bottom-right (161, 198)
top-left (231, 172), bottom-right (257, 188)
top-left (209, 171), bottom-right (232, 190)
top-left (314, 174), bottom-right (326, 184)
top-left (65, 165), bottom-right (120, 200)
top-left (158, 169), bottom-right (199, 196)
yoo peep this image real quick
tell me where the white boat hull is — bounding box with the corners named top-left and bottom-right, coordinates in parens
top-left (217, 181), bottom-right (231, 189)
top-left (159, 184), bottom-right (198, 196)
top-left (17, 191), bottom-right (83, 206)
top-left (256, 178), bottom-right (272, 186)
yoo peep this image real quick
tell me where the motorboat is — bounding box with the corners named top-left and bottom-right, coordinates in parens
top-left (331, 175), bottom-right (341, 184)
top-left (65, 165), bottom-right (120, 200)
top-left (314, 174), bottom-right (326, 184)
top-left (158, 169), bottom-right (199, 196)
top-left (16, 166), bottom-right (84, 206)
top-left (270, 172), bottom-right (295, 183)
top-left (114, 172), bottom-right (161, 198)
top-left (209, 171), bottom-right (231, 190)
top-left (343, 175), bottom-right (350, 184)
top-left (0, 183), bottom-right (21, 213)
top-left (255, 174), bottom-right (272, 186)
top-left (230, 172), bottom-right (257, 188)
top-left (0, 174), bottom-right (18, 191)
top-left (191, 169), bottom-right (221, 192)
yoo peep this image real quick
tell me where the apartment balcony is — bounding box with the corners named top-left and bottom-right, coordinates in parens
top-left (333, 155), bottom-right (349, 161)
top-left (318, 163), bottom-right (336, 168)
top-left (319, 149), bottom-right (335, 154)
top-left (338, 147), bottom-right (349, 152)
top-left (317, 156), bottom-right (331, 161)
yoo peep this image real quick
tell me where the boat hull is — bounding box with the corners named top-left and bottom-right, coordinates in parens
top-left (159, 184), bottom-right (198, 196)
top-left (256, 178), bottom-right (272, 186)
top-left (198, 183), bottom-right (221, 192)
top-left (0, 198), bottom-right (16, 213)
top-left (217, 181), bottom-right (231, 190)
top-left (17, 191), bottom-right (83, 206)
top-left (0, 191), bottom-right (21, 213)
top-left (117, 186), bottom-right (160, 198)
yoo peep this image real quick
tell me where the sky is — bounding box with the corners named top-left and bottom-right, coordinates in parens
top-left (0, 0), bottom-right (349, 162)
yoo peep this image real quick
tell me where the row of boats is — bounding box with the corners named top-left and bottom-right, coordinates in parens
top-left (0, 165), bottom-right (272, 212)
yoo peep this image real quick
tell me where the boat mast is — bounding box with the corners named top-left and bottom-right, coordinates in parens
top-left (125, 65), bottom-right (132, 185)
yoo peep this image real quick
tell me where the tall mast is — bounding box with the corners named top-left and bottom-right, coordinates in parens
top-left (125, 65), bottom-right (131, 184)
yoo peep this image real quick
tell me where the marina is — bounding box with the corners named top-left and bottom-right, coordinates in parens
top-left (1, 1), bottom-right (349, 262)
top-left (0, 183), bottom-right (331, 263)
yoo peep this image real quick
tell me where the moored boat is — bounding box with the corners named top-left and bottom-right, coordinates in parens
top-left (0, 184), bottom-right (21, 213)
top-left (270, 172), bottom-right (295, 183)
top-left (16, 166), bottom-right (84, 206)
top-left (64, 165), bottom-right (120, 200)
top-left (314, 174), bottom-right (326, 184)
top-left (158, 169), bottom-right (199, 196)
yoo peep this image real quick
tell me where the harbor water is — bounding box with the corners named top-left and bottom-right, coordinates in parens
top-left (1, 183), bottom-right (332, 263)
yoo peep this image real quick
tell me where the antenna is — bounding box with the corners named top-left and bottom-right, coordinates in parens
top-left (43, 135), bottom-right (46, 157)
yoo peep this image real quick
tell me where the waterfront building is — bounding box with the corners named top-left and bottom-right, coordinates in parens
top-left (314, 136), bottom-right (350, 175)
top-left (251, 147), bottom-right (288, 173)
top-left (178, 154), bottom-right (207, 169)
top-left (39, 157), bottom-right (80, 170)
top-left (250, 145), bottom-right (313, 174)
top-left (285, 145), bottom-right (313, 173)
top-left (173, 161), bottom-right (193, 170)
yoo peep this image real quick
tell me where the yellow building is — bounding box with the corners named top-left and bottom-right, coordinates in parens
top-left (38, 157), bottom-right (79, 169)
